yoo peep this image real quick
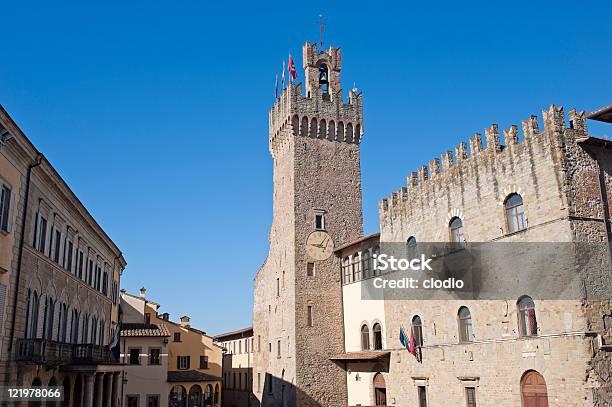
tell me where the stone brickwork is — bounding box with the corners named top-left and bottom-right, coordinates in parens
top-left (0, 104), bottom-right (126, 405)
top-left (253, 42), bottom-right (363, 407)
top-left (378, 105), bottom-right (611, 406)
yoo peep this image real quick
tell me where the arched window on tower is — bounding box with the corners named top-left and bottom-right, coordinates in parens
top-left (318, 63), bottom-right (330, 100)
top-left (505, 193), bottom-right (526, 233)
top-left (449, 217), bottom-right (465, 247)
top-left (406, 236), bottom-right (417, 260)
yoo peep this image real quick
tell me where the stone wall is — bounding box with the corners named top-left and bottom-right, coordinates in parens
top-left (378, 105), bottom-right (611, 406)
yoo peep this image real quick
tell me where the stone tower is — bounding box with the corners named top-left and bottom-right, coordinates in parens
top-left (253, 41), bottom-right (364, 406)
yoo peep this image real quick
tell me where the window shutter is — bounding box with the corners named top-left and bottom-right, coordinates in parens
top-left (36, 295), bottom-right (46, 339)
top-left (186, 356), bottom-right (190, 369)
top-left (0, 283), bottom-right (6, 333)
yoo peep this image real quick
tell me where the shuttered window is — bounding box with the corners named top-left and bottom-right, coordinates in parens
top-left (0, 283), bottom-right (6, 333)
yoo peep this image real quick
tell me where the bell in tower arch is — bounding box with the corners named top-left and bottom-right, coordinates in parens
top-left (318, 64), bottom-right (329, 85)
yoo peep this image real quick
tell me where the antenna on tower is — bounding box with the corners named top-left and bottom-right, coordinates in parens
top-left (319, 14), bottom-right (325, 49)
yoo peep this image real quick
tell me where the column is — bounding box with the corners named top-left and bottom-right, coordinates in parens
top-left (111, 372), bottom-right (121, 407)
top-left (83, 374), bottom-right (95, 407)
top-left (103, 373), bottom-right (112, 407)
top-left (94, 373), bottom-right (103, 407)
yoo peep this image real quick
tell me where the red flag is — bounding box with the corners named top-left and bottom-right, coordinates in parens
top-left (408, 327), bottom-right (417, 357)
top-left (288, 54), bottom-right (297, 80)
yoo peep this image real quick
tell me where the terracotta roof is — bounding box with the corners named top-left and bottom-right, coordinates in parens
top-left (334, 233), bottom-right (380, 253)
top-left (329, 351), bottom-right (391, 362)
top-left (167, 370), bottom-right (221, 383)
top-left (212, 326), bottom-right (253, 340)
top-left (121, 323), bottom-right (170, 337)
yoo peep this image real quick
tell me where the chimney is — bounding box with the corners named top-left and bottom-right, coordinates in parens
top-left (180, 316), bottom-right (190, 328)
top-left (139, 287), bottom-right (146, 299)
top-left (162, 313), bottom-right (170, 321)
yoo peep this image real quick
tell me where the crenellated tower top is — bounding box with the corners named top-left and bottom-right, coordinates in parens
top-left (269, 41), bottom-right (363, 158)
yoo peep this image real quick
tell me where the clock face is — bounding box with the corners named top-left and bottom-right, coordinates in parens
top-left (306, 230), bottom-right (334, 261)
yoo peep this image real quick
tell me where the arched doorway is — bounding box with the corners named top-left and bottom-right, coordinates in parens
top-left (169, 385), bottom-right (187, 407)
top-left (373, 373), bottom-right (386, 406)
top-left (28, 378), bottom-right (42, 407)
top-left (521, 370), bottom-right (548, 407)
top-left (62, 377), bottom-right (71, 407)
top-left (203, 384), bottom-right (213, 407)
top-left (47, 377), bottom-right (58, 407)
top-left (73, 375), bottom-right (83, 407)
top-left (188, 385), bottom-right (202, 407)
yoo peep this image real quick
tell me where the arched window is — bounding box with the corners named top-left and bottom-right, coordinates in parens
top-left (188, 384), bottom-right (202, 407)
top-left (412, 315), bottom-right (423, 347)
top-left (291, 115), bottom-right (300, 137)
top-left (44, 297), bottom-right (55, 340)
top-left (214, 384), bottom-right (219, 407)
top-left (351, 253), bottom-right (362, 281)
top-left (319, 119), bottom-right (327, 139)
top-left (449, 217), bottom-right (465, 246)
top-left (328, 120), bottom-right (336, 140)
top-left (362, 249), bottom-right (372, 279)
top-left (310, 117), bottom-right (318, 138)
top-left (521, 370), bottom-right (548, 406)
top-left (71, 310), bottom-right (79, 343)
top-left (346, 123), bottom-right (354, 143)
top-left (505, 193), bottom-right (526, 233)
top-left (169, 385), bottom-right (187, 407)
top-left (318, 63), bottom-right (330, 99)
top-left (373, 323), bottom-right (383, 350)
top-left (458, 306), bottom-right (474, 343)
top-left (361, 324), bottom-right (370, 350)
top-left (300, 117), bottom-right (308, 137)
top-left (406, 236), bottom-right (417, 259)
top-left (372, 246), bottom-right (380, 276)
top-left (26, 290), bottom-right (39, 338)
top-left (517, 296), bottom-right (537, 336)
top-left (337, 122), bottom-right (345, 142)
top-left (342, 256), bottom-right (351, 284)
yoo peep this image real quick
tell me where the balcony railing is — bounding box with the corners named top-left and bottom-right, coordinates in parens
top-left (15, 338), bottom-right (114, 365)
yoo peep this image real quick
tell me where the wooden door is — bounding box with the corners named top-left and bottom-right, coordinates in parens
top-left (521, 371), bottom-right (549, 407)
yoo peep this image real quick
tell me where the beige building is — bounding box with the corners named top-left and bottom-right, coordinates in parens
top-left (120, 289), bottom-right (171, 407)
top-left (0, 103), bottom-right (127, 406)
top-left (121, 289), bottom-right (223, 407)
top-left (213, 327), bottom-right (254, 407)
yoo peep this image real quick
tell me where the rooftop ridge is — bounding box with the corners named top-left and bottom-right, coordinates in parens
top-left (380, 104), bottom-right (588, 213)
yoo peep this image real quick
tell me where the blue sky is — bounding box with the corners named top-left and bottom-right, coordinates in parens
top-left (2, 1), bottom-right (611, 335)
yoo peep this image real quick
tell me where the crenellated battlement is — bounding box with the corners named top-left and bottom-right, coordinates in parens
top-left (380, 104), bottom-right (588, 213)
top-left (268, 82), bottom-right (364, 157)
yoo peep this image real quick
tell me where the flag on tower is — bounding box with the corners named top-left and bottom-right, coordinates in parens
top-left (282, 61), bottom-right (286, 88)
top-left (288, 54), bottom-right (297, 80)
top-left (399, 326), bottom-right (408, 348)
top-left (408, 326), bottom-right (417, 357)
top-left (275, 73), bottom-right (278, 98)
